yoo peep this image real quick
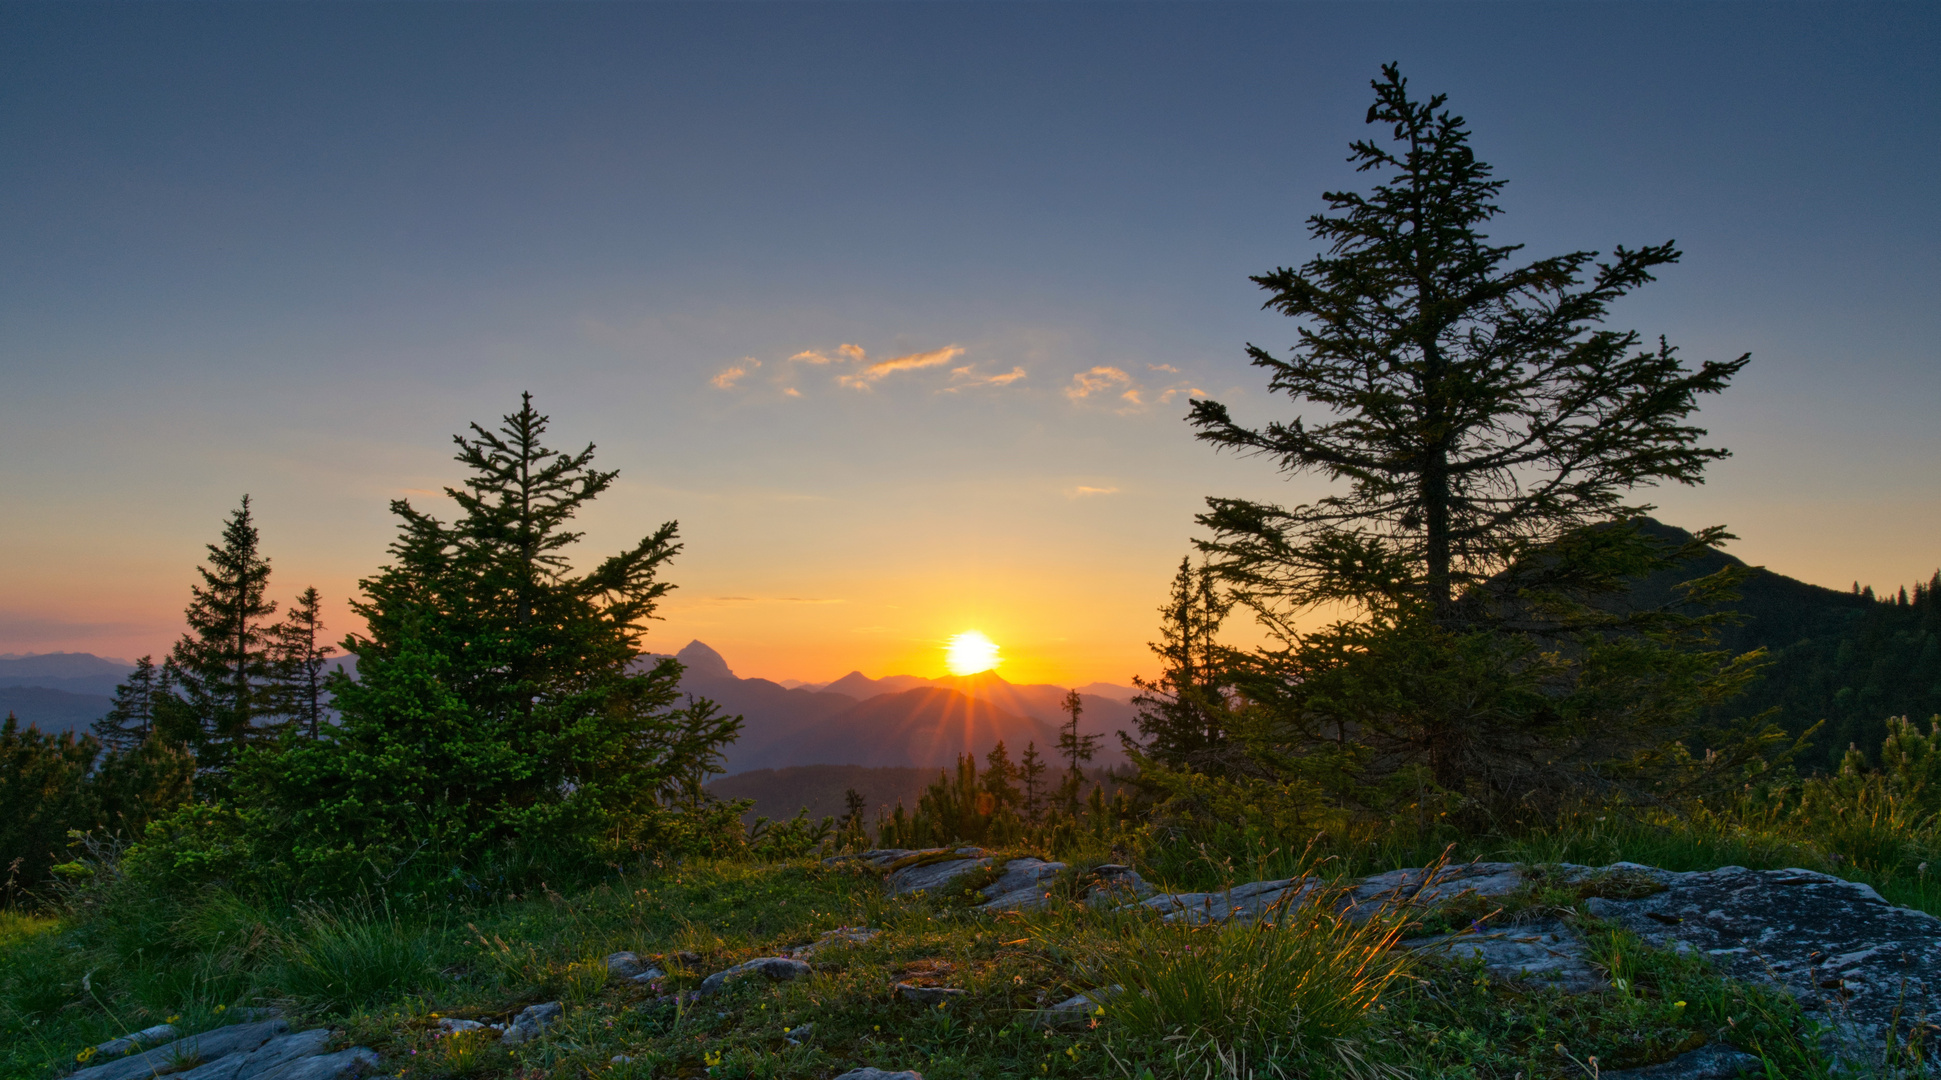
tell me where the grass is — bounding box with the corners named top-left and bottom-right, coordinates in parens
top-left (0, 836), bottom-right (1861, 1080)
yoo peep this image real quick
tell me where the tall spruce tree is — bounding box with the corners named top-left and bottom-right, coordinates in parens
top-left (1189, 65), bottom-right (1747, 628)
top-left (166, 497), bottom-right (278, 774)
top-left (1175, 67), bottom-right (1768, 808)
top-left (267, 586), bottom-right (334, 739)
top-left (258, 395), bottom-right (742, 876)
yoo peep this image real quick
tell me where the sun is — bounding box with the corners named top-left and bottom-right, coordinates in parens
top-left (945, 630), bottom-right (1001, 676)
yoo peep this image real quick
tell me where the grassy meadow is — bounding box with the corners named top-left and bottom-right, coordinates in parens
top-left (14, 794), bottom-right (1936, 1080)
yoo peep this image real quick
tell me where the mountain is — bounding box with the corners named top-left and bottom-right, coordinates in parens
top-left (656, 640), bottom-right (1132, 775)
top-left (0, 652), bottom-right (134, 698)
top-left (1591, 520), bottom-right (1938, 770)
top-left (0, 686), bottom-right (113, 736)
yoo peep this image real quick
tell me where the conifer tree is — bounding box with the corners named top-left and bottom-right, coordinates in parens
top-left (260, 394), bottom-right (742, 873)
top-left (1056, 690), bottom-right (1102, 812)
top-left (1129, 558), bottom-right (1238, 769)
top-left (166, 497), bottom-right (278, 774)
top-left (1019, 741), bottom-right (1047, 821)
top-left (981, 739), bottom-right (1021, 811)
top-left (92, 655), bottom-right (170, 752)
top-left (1173, 66), bottom-right (1768, 808)
top-left (267, 586), bottom-right (334, 738)
top-left (1190, 65), bottom-right (1747, 627)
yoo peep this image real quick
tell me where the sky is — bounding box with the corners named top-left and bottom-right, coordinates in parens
top-left (2, 2), bottom-right (1937, 687)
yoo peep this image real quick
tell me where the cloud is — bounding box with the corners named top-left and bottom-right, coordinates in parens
top-left (712, 359), bottom-right (760, 389)
top-left (1148, 363), bottom-right (1180, 373)
top-left (1065, 366), bottom-right (1136, 401)
top-left (1067, 485), bottom-right (1121, 498)
top-left (838, 343), bottom-right (866, 361)
top-left (941, 364), bottom-right (1028, 392)
top-left (836, 345), bottom-right (967, 389)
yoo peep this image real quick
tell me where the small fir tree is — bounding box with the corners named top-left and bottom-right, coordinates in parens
top-left (1128, 558), bottom-right (1238, 770)
top-left (1056, 690), bottom-right (1102, 813)
top-left (267, 586), bottom-right (334, 738)
top-left (1019, 741), bottom-right (1047, 821)
top-left (92, 655), bottom-right (170, 752)
top-left (982, 739), bottom-right (1022, 811)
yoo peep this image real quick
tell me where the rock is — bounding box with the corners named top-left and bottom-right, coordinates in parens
top-left (499, 1002), bottom-right (561, 1045)
top-left (823, 849), bottom-right (922, 868)
top-left (1399, 917), bottom-right (1607, 993)
top-left (1136, 876), bottom-right (1316, 924)
top-left (1084, 865), bottom-right (1156, 905)
top-left (895, 983), bottom-right (968, 1004)
top-left (1339, 861), bottom-right (1529, 922)
top-left (1583, 864), bottom-right (1941, 1070)
top-left (887, 855), bottom-right (992, 897)
top-left (670, 950), bottom-right (703, 967)
top-left (832, 1070), bottom-right (924, 1080)
top-left (697, 956), bottom-right (813, 996)
top-left (976, 858), bottom-right (1068, 912)
top-left (68, 1019), bottom-right (291, 1080)
top-left (783, 1022), bottom-right (815, 1045)
top-left (605, 951), bottom-right (650, 978)
top-left (1602, 1041), bottom-right (1764, 1079)
top-left (246, 1047), bottom-right (380, 1080)
top-left (91, 1023), bottom-right (177, 1060)
top-left (435, 1018), bottom-right (485, 1034)
top-left (172, 1029), bottom-right (337, 1080)
top-left (627, 966), bottom-right (667, 984)
top-left (789, 926), bottom-right (883, 958)
top-left (610, 1055), bottom-right (632, 1064)
top-left (1048, 986), bottom-right (1123, 1012)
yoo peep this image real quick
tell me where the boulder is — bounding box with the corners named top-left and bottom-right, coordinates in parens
top-left (67, 1019), bottom-right (291, 1080)
top-left (246, 1048), bottom-right (379, 1080)
top-left (605, 952), bottom-right (650, 978)
top-left (1398, 917), bottom-right (1607, 993)
top-left (627, 966), bottom-right (667, 984)
top-left (789, 926), bottom-right (883, 958)
top-left (698, 956), bottom-right (814, 996)
top-left (1583, 864), bottom-right (1941, 1070)
top-left (171, 1028), bottom-right (335, 1080)
top-left (976, 858), bottom-right (1067, 911)
top-left (1084, 865), bottom-right (1156, 905)
top-left (90, 1024), bottom-right (177, 1060)
top-left (499, 1002), bottom-right (561, 1045)
top-left (887, 855), bottom-right (992, 897)
top-left (1135, 876), bottom-right (1315, 924)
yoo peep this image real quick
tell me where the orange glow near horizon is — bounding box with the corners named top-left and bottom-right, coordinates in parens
top-left (944, 630), bottom-right (1001, 676)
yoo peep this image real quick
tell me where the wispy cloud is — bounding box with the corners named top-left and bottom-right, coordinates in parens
top-left (1066, 365), bottom-right (1205, 413)
top-left (1067, 485), bottom-right (1121, 498)
top-left (836, 345), bottom-right (967, 389)
top-left (941, 364), bottom-right (1027, 392)
top-left (1065, 365), bottom-right (1137, 402)
top-left (712, 358), bottom-right (760, 389)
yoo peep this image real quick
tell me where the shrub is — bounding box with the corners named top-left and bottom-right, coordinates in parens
top-left (278, 904), bottom-right (439, 1013)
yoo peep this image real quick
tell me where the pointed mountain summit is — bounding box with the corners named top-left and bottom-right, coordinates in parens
top-left (675, 639), bottom-right (735, 682)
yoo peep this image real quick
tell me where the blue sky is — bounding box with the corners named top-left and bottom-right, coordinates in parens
top-left (2, 2), bottom-right (1936, 683)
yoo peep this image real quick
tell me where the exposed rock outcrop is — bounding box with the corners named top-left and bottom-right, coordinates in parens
top-left (66, 1020), bottom-right (378, 1080)
top-left (698, 956), bottom-right (814, 996)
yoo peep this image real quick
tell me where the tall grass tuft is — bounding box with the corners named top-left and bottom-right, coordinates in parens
top-left (1080, 889), bottom-right (1411, 1077)
top-left (278, 904), bottom-right (438, 1013)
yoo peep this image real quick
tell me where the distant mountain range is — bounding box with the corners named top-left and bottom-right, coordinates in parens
top-left (650, 641), bottom-right (1137, 775)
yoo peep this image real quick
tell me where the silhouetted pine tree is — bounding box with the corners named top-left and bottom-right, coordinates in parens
top-left (1019, 741), bottom-right (1047, 821)
top-left (981, 739), bottom-right (1021, 811)
top-left (267, 586), bottom-right (334, 738)
top-left (92, 655), bottom-right (172, 752)
top-left (1128, 557), bottom-right (1238, 770)
top-left (165, 497), bottom-right (278, 775)
top-left (1056, 690), bottom-right (1101, 813)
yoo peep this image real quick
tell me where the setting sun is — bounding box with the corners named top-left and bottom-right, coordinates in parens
top-left (944, 630), bottom-right (1001, 676)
